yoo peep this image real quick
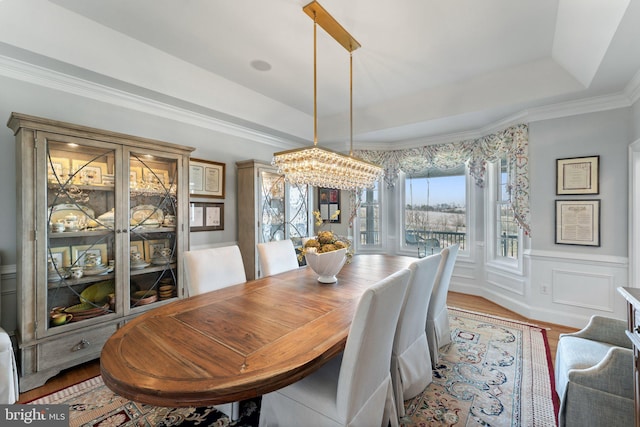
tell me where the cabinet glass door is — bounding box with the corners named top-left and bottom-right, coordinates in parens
top-left (259, 169), bottom-right (310, 244)
top-left (128, 152), bottom-right (179, 310)
top-left (46, 140), bottom-right (118, 329)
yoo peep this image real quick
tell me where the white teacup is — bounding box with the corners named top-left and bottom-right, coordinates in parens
top-left (130, 252), bottom-right (143, 263)
top-left (159, 247), bottom-right (172, 258)
top-left (70, 266), bottom-right (83, 279)
top-left (51, 221), bottom-right (65, 233)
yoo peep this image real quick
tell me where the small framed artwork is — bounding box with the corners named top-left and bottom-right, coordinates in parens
top-left (189, 158), bottom-right (226, 198)
top-left (556, 155), bottom-right (599, 195)
top-left (71, 243), bottom-right (108, 266)
top-left (190, 202), bottom-right (224, 231)
top-left (130, 240), bottom-right (145, 257)
top-left (144, 239), bottom-right (171, 262)
top-left (555, 200), bottom-right (600, 246)
top-left (49, 246), bottom-right (71, 268)
top-left (318, 188), bottom-right (340, 223)
top-left (129, 166), bottom-right (143, 187)
top-left (72, 160), bottom-right (108, 185)
top-left (48, 157), bottom-right (70, 182)
top-left (143, 168), bottom-right (171, 185)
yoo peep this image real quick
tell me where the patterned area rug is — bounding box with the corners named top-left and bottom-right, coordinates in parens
top-left (28, 307), bottom-right (557, 426)
top-left (401, 308), bottom-right (558, 426)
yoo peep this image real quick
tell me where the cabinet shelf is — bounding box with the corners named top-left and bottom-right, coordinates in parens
top-left (48, 183), bottom-right (115, 192)
top-left (47, 273), bottom-right (114, 290)
top-left (49, 229), bottom-right (112, 238)
top-left (129, 226), bottom-right (176, 234)
top-left (130, 263), bottom-right (176, 276)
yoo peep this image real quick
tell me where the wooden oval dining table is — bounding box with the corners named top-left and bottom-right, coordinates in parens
top-left (100, 254), bottom-right (416, 407)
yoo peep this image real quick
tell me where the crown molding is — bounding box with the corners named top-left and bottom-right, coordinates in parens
top-left (626, 68), bottom-right (640, 105)
top-left (1, 53), bottom-right (638, 152)
top-left (0, 54), bottom-right (297, 150)
top-left (358, 91), bottom-right (634, 151)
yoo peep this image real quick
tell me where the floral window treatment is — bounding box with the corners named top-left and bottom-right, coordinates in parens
top-left (354, 123), bottom-right (530, 235)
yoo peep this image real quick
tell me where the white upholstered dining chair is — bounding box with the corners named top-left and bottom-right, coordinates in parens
top-left (257, 239), bottom-right (299, 277)
top-left (258, 268), bottom-right (412, 427)
top-left (391, 252), bottom-right (442, 416)
top-left (0, 327), bottom-right (18, 404)
top-left (183, 244), bottom-right (247, 420)
top-left (426, 244), bottom-right (459, 367)
top-left (183, 245), bottom-right (247, 296)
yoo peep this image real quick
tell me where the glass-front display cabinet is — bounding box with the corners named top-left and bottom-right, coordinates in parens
top-left (237, 160), bottom-right (312, 280)
top-left (9, 113), bottom-right (193, 391)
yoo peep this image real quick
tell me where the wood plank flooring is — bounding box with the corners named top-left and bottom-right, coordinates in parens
top-left (17, 291), bottom-right (578, 403)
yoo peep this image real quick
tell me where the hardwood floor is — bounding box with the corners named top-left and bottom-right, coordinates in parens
top-left (446, 291), bottom-right (578, 364)
top-left (16, 291), bottom-right (578, 403)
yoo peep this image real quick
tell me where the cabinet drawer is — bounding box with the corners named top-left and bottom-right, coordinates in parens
top-left (38, 324), bottom-right (118, 370)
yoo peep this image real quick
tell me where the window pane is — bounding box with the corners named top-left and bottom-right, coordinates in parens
top-left (497, 202), bottom-right (518, 258)
top-left (499, 157), bottom-right (510, 202)
top-left (496, 157), bottom-right (518, 260)
top-left (404, 169), bottom-right (466, 256)
top-left (358, 182), bottom-right (380, 246)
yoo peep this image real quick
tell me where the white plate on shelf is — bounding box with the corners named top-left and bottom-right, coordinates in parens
top-left (130, 205), bottom-right (164, 225)
top-left (151, 257), bottom-right (175, 265)
top-left (130, 261), bottom-right (151, 270)
top-left (48, 272), bottom-right (70, 282)
top-left (82, 265), bottom-right (112, 276)
top-left (48, 204), bottom-right (95, 224)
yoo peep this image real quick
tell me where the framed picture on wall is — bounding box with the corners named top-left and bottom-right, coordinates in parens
top-left (189, 158), bottom-right (226, 198)
top-left (318, 188), bottom-right (340, 223)
top-left (190, 202), bottom-right (224, 231)
top-left (556, 155), bottom-right (599, 195)
top-left (555, 199), bottom-right (600, 246)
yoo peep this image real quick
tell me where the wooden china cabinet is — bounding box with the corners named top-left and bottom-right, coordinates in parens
top-left (8, 113), bottom-right (194, 391)
top-left (236, 160), bottom-right (312, 280)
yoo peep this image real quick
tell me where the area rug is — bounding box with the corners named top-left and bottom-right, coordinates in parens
top-left (28, 307), bottom-right (558, 427)
top-left (401, 308), bottom-right (558, 427)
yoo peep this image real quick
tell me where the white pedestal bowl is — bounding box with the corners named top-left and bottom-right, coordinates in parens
top-left (304, 248), bottom-right (348, 283)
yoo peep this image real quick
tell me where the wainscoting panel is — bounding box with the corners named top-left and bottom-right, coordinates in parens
top-left (551, 269), bottom-right (614, 311)
top-left (527, 250), bottom-right (628, 327)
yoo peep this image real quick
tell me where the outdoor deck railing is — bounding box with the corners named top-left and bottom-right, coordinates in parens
top-left (359, 229), bottom-right (518, 258)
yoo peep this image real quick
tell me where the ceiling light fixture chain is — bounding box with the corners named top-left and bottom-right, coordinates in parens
top-left (271, 0), bottom-right (384, 191)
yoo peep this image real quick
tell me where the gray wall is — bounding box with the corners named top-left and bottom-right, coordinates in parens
top-left (529, 108), bottom-right (630, 256)
top-left (633, 100), bottom-right (640, 141)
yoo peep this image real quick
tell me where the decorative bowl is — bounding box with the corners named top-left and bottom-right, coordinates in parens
top-left (305, 247), bottom-right (348, 283)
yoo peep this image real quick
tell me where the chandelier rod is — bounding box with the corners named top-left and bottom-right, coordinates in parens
top-left (313, 11), bottom-right (318, 147)
top-left (349, 51), bottom-right (353, 156)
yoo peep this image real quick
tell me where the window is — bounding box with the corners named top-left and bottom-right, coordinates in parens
top-left (356, 181), bottom-right (382, 250)
top-left (487, 156), bottom-right (522, 269)
top-left (403, 165), bottom-right (467, 257)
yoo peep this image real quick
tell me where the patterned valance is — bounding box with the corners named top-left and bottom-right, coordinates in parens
top-left (354, 123), bottom-right (530, 235)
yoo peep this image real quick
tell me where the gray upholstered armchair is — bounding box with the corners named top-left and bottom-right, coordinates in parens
top-left (555, 315), bottom-right (634, 427)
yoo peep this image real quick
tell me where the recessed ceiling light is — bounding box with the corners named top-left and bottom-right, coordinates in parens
top-left (250, 60), bottom-right (272, 71)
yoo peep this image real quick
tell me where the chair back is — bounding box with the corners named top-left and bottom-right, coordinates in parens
top-left (427, 244), bottom-right (459, 364)
top-left (392, 252), bottom-right (442, 408)
top-left (257, 239), bottom-right (299, 277)
top-left (430, 244), bottom-right (459, 312)
top-left (336, 268), bottom-right (411, 421)
top-left (183, 245), bottom-right (246, 296)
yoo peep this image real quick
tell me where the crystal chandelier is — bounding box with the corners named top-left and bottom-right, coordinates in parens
top-left (272, 1), bottom-right (384, 191)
